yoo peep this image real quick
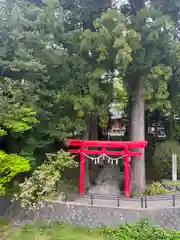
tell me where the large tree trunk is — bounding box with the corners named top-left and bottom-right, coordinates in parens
top-left (89, 115), bottom-right (98, 140)
top-left (169, 113), bottom-right (175, 140)
top-left (127, 0), bottom-right (146, 194)
top-left (130, 79), bottom-right (146, 193)
top-left (82, 114), bottom-right (99, 191)
top-left (89, 115), bottom-right (101, 182)
top-left (168, 68), bottom-right (177, 140)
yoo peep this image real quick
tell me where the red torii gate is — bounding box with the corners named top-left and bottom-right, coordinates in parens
top-left (65, 139), bottom-right (147, 197)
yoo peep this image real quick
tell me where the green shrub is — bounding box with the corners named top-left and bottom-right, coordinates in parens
top-left (152, 141), bottom-right (180, 179)
top-left (145, 182), bottom-right (173, 195)
top-left (13, 150), bottom-right (78, 210)
top-left (101, 220), bottom-right (180, 240)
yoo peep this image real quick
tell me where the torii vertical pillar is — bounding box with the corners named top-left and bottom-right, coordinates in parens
top-left (79, 144), bottom-right (85, 195)
top-left (123, 147), bottom-right (130, 197)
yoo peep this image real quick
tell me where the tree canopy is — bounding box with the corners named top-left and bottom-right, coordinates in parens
top-left (0, 0), bottom-right (179, 196)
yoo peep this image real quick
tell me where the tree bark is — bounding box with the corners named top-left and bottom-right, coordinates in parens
top-left (169, 113), bottom-right (175, 140)
top-left (130, 78), bottom-right (146, 193)
top-left (127, 0), bottom-right (146, 194)
top-left (168, 68), bottom-right (177, 140)
top-left (82, 114), bottom-right (99, 190)
top-left (89, 115), bottom-right (98, 140)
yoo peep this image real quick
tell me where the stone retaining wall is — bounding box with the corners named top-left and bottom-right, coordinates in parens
top-left (2, 200), bottom-right (180, 230)
top-left (0, 196), bottom-right (12, 217)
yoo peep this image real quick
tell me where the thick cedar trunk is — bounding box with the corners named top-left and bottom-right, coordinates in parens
top-left (130, 79), bottom-right (146, 193)
top-left (89, 115), bottom-right (98, 140)
top-left (168, 68), bottom-right (177, 140)
top-left (89, 115), bottom-right (100, 182)
top-left (169, 114), bottom-right (175, 140)
top-left (127, 0), bottom-right (146, 193)
top-left (82, 114), bottom-right (99, 190)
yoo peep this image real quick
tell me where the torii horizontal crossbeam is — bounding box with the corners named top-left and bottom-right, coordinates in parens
top-left (65, 139), bottom-right (147, 148)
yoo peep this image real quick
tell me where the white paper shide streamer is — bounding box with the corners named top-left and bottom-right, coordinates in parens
top-left (82, 152), bottom-right (128, 165)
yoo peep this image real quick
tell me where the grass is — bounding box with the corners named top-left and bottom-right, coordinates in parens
top-left (2, 221), bottom-right (180, 240)
top-left (1, 223), bottom-right (104, 240)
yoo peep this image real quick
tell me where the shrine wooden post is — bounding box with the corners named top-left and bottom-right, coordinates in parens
top-left (65, 139), bottom-right (147, 197)
top-left (123, 147), bottom-right (130, 197)
top-left (79, 144), bottom-right (85, 195)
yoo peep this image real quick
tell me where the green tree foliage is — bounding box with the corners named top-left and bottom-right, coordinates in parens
top-left (0, 0), bottom-right (83, 165)
top-left (0, 77), bottom-right (38, 135)
top-left (0, 0), bottom-right (131, 164)
top-left (0, 0), bottom-right (43, 190)
top-left (62, 0), bottom-right (111, 30)
top-left (0, 0), bottom-right (46, 161)
top-left (78, 9), bottom-right (134, 125)
top-left (0, 0), bottom-right (120, 195)
top-left (145, 65), bottom-right (172, 112)
top-left (0, 151), bottom-right (30, 195)
top-left (147, 1), bottom-right (180, 140)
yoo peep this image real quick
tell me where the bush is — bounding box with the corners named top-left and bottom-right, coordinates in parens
top-left (101, 220), bottom-right (180, 240)
top-left (13, 150), bottom-right (78, 210)
top-left (152, 141), bottom-right (180, 179)
top-left (145, 182), bottom-right (173, 195)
